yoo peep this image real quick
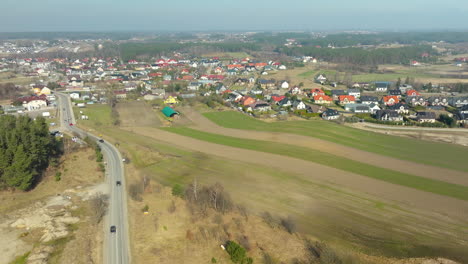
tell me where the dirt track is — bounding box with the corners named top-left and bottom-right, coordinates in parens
top-left (122, 126), bottom-right (468, 220)
top-left (179, 108), bottom-right (468, 186)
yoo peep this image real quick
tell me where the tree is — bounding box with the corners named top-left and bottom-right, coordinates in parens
top-left (439, 114), bottom-right (456, 128)
top-left (396, 77), bottom-right (401, 88)
top-left (405, 76), bottom-right (410, 85)
top-left (4, 145), bottom-right (34, 190)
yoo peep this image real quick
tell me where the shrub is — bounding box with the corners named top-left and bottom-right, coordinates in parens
top-left (172, 184), bottom-right (184, 197)
top-left (280, 216), bottom-right (297, 234)
top-left (211, 257), bottom-right (217, 263)
top-left (55, 172), bottom-right (62, 181)
top-left (142, 204), bottom-right (149, 212)
top-left (226, 241), bottom-right (247, 263)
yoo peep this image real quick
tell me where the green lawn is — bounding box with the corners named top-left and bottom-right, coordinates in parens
top-left (73, 104), bottom-right (112, 129)
top-left (162, 126), bottom-right (468, 201)
top-left (297, 70), bottom-right (318, 78)
top-left (203, 111), bottom-right (468, 172)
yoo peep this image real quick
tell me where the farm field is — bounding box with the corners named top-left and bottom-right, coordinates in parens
top-left (74, 104), bottom-right (468, 262)
top-left (121, 126), bottom-right (468, 262)
top-left (162, 126), bottom-right (468, 200)
top-left (203, 111), bottom-right (468, 172)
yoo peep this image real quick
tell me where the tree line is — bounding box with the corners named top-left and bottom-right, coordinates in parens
top-left (277, 45), bottom-right (434, 65)
top-left (0, 115), bottom-right (61, 190)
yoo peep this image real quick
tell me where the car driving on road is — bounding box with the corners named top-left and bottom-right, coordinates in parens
top-left (110, 225), bottom-right (116, 233)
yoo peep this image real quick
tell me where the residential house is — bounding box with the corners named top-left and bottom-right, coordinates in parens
top-left (322, 109), bottom-right (340, 120)
top-left (250, 89), bottom-right (264, 96)
top-left (398, 84), bottom-right (413, 93)
top-left (280, 81), bottom-right (290, 89)
top-left (331, 90), bottom-right (346, 100)
top-left (278, 97), bottom-right (292, 107)
top-left (314, 95), bottom-right (333, 105)
top-left (338, 95), bottom-right (356, 105)
top-left (388, 89), bottom-right (402, 98)
top-left (124, 82), bottom-right (138, 91)
top-left (427, 96), bottom-right (448, 106)
top-left (344, 103), bottom-right (370, 113)
top-left (382, 96), bottom-right (399, 106)
top-left (406, 96), bottom-right (426, 106)
top-left (387, 103), bottom-right (410, 114)
top-left (258, 79), bottom-right (276, 89)
top-left (307, 104), bottom-right (326, 114)
top-left (309, 88), bottom-right (325, 96)
top-left (368, 103), bottom-right (381, 114)
top-left (292, 100), bottom-right (307, 110)
top-left (289, 86), bottom-right (302, 95)
top-left (457, 112), bottom-right (468, 123)
top-left (375, 110), bottom-right (403, 122)
top-left (375, 82), bottom-right (390, 92)
top-left (416, 111), bottom-right (436, 123)
top-left (18, 95), bottom-right (48, 111)
top-left (241, 96), bottom-right (256, 106)
top-left (347, 88), bottom-right (361, 99)
top-left (187, 82), bottom-right (202, 91)
top-left (459, 105), bottom-right (468, 114)
top-left (70, 92), bottom-right (80, 99)
top-left (360, 95), bottom-right (379, 105)
top-left (68, 75), bottom-right (83, 87)
top-left (249, 101), bottom-right (271, 112)
top-left (315, 74), bottom-right (327, 84)
top-left (448, 97), bottom-right (468, 107)
top-left (114, 90), bottom-right (127, 99)
top-left (214, 83), bottom-right (228, 94)
top-left (406, 89), bottom-right (421, 97)
top-left (270, 95), bottom-right (286, 103)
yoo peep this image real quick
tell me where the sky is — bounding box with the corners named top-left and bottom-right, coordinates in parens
top-left (1, 0), bottom-right (467, 32)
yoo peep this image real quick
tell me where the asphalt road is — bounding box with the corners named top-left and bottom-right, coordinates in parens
top-left (56, 93), bottom-right (130, 264)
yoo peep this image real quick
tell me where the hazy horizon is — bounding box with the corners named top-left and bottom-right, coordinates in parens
top-left (1, 0), bottom-right (467, 32)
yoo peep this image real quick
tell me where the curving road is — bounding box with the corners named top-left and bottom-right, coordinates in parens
top-left (56, 92), bottom-right (130, 264)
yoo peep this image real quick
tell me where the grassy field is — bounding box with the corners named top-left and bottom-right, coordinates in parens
top-left (162, 126), bottom-right (468, 201)
top-left (203, 111), bottom-right (468, 172)
top-left (73, 104), bottom-right (113, 129)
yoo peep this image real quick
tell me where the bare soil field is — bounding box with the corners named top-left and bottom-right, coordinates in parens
top-left (179, 107), bottom-right (468, 187)
top-left (116, 101), bottom-right (162, 127)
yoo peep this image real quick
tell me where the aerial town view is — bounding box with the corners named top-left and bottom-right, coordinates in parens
top-left (1, 1), bottom-right (468, 264)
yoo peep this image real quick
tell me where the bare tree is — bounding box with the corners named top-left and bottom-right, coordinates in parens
top-left (89, 193), bottom-right (109, 224)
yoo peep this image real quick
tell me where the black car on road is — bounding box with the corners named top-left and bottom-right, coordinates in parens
top-left (110, 225), bottom-right (116, 233)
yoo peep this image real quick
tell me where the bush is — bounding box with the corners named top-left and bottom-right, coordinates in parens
top-left (172, 184), bottom-right (184, 197)
top-left (280, 216), bottom-right (297, 234)
top-left (211, 257), bottom-right (217, 263)
top-left (55, 172), bottom-right (62, 181)
top-left (142, 204), bottom-right (149, 212)
top-left (226, 241), bottom-right (247, 263)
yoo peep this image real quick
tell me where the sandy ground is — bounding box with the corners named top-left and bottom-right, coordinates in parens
top-left (122, 126), bottom-right (468, 222)
top-left (178, 108), bottom-right (468, 187)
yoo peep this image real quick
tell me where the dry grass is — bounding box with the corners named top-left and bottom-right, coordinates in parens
top-left (116, 101), bottom-right (162, 127)
top-left (0, 147), bottom-right (104, 214)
